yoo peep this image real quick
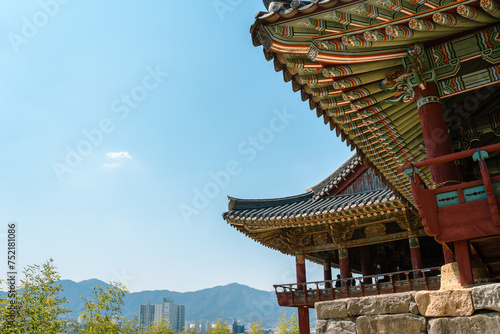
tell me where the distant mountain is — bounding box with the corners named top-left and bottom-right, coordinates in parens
top-left (56, 280), bottom-right (308, 328)
top-left (58, 279), bottom-right (108, 319)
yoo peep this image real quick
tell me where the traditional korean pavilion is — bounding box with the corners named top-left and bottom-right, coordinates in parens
top-left (224, 155), bottom-right (443, 333)
top-left (224, 0), bottom-right (500, 333)
top-left (223, 155), bottom-right (441, 275)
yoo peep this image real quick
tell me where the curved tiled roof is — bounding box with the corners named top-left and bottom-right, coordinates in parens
top-left (256, 1), bottom-right (338, 24)
top-left (308, 154), bottom-right (361, 199)
top-left (224, 154), bottom-right (392, 223)
top-left (228, 153), bottom-right (362, 213)
top-left (228, 192), bottom-right (313, 211)
top-left (223, 188), bottom-right (396, 223)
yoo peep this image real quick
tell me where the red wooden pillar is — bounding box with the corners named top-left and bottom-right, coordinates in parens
top-left (296, 254), bottom-right (306, 290)
top-left (409, 235), bottom-right (423, 278)
top-left (295, 255), bottom-right (309, 334)
top-left (414, 82), bottom-right (473, 283)
top-left (324, 261), bottom-right (332, 288)
top-left (454, 240), bottom-right (474, 286)
top-left (297, 306), bottom-right (310, 334)
top-left (339, 246), bottom-right (350, 284)
top-left (414, 82), bottom-right (458, 185)
top-left (360, 245), bottom-right (372, 284)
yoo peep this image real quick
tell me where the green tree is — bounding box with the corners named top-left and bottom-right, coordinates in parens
top-left (0, 259), bottom-right (70, 333)
top-left (208, 317), bottom-right (231, 334)
top-left (78, 281), bottom-right (129, 334)
top-left (120, 314), bottom-right (145, 334)
top-left (247, 319), bottom-right (264, 334)
top-left (276, 312), bottom-right (298, 334)
top-left (182, 326), bottom-right (198, 334)
top-left (147, 318), bottom-right (175, 334)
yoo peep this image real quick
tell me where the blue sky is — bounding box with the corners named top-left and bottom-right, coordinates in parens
top-left (0, 1), bottom-right (352, 293)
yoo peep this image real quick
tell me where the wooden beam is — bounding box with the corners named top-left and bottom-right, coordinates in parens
top-left (482, 256), bottom-right (500, 264)
top-left (471, 234), bottom-right (500, 243)
top-left (299, 229), bottom-right (428, 253)
top-left (454, 240), bottom-right (474, 286)
top-left (398, 142), bottom-right (500, 173)
top-left (443, 245), bottom-right (455, 264)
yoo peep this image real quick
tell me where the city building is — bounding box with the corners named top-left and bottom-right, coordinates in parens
top-left (139, 301), bottom-right (156, 327)
top-left (201, 320), bottom-right (210, 333)
top-left (191, 319), bottom-right (210, 333)
top-left (139, 298), bottom-right (186, 331)
top-left (232, 319), bottom-right (245, 334)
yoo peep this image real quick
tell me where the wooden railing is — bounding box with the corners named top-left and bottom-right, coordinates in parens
top-left (273, 267), bottom-right (441, 307)
top-left (397, 143), bottom-right (500, 243)
top-left (396, 142), bottom-right (500, 173)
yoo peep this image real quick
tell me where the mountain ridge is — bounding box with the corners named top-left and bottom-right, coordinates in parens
top-left (55, 279), bottom-right (291, 327)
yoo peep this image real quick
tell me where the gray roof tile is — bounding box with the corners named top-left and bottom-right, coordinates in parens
top-left (223, 188), bottom-right (394, 220)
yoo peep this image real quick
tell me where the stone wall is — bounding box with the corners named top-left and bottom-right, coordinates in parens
top-left (315, 283), bottom-right (500, 334)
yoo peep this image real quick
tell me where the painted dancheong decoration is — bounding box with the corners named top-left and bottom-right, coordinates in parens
top-left (224, 1), bottom-right (500, 333)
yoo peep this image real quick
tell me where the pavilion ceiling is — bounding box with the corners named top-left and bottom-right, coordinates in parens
top-left (251, 0), bottom-right (500, 205)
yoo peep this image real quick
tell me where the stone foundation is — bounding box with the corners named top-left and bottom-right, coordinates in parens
top-left (315, 283), bottom-right (500, 334)
top-left (440, 261), bottom-right (497, 290)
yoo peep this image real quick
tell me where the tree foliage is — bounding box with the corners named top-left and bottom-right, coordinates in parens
top-left (182, 326), bottom-right (198, 334)
top-left (120, 315), bottom-right (145, 334)
top-left (78, 281), bottom-right (129, 334)
top-left (247, 319), bottom-right (264, 334)
top-left (147, 318), bottom-right (175, 334)
top-left (208, 317), bottom-right (231, 334)
top-left (0, 259), bottom-right (70, 333)
top-left (276, 312), bottom-right (298, 334)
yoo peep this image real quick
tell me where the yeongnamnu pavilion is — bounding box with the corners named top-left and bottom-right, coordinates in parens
top-left (223, 0), bottom-right (500, 333)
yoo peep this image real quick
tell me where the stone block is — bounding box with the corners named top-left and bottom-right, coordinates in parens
top-left (415, 289), bottom-right (474, 317)
top-left (316, 320), bottom-right (327, 334)
top-left (440, 262), bottom-right (496, 290)
top-left (317, 319), bottom-right (356, 334)
top-left (356, 314), bottom-right (426, 334)
top-left (440, 263), bottom-right (461, 290)
top-left (428, 313), bottom-right (500, 334)
top-left (409, 301), bottom-right (419, 314)
top-left (347, 292), bottom-right (413, 316)
top-left (468, 283), bottom-right (500, 312)
top-left (316, 300), bottom-right (348, 319)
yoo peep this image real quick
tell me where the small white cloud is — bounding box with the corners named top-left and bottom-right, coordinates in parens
top-left (104, 163), bottom-right (122, 168)
top-left (106, 152), bottom-right (132, 159)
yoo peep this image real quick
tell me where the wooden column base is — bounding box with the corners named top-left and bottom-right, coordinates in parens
top-left (454, 240), bottom-right (474, 286)
top-left (298, 306), bottom-right (310, 334)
